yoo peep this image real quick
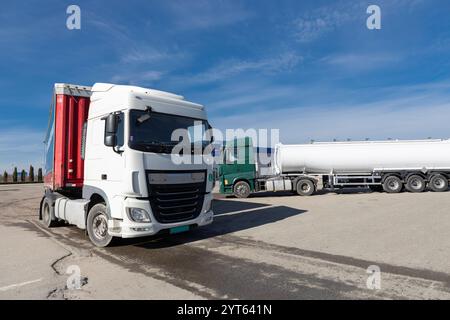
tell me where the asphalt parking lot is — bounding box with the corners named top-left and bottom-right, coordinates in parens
top-left (0, 183), bottom-right (449, 299)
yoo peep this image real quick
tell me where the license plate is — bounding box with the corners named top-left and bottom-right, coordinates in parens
top-left (170, 225), bottom-right (190, 234)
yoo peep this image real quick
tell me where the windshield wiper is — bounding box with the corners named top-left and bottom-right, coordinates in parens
top-left (133, 141), bottom-right (177, 153)
top-left (136, 140), bottom-right (178, 146)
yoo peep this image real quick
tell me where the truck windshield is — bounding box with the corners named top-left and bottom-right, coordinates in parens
top-left (129, 110), bottom-right (210, 153)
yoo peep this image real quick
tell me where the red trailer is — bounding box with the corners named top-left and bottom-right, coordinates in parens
top-left (44, 84), bottom-right (92, 192)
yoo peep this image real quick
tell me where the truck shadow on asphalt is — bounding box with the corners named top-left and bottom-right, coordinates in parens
top-left (221, 187), bottom-right (378, 198)
top-left (117, 199), bottom-right (306, 249)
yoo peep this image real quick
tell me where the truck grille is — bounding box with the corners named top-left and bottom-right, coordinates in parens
top-left (149, 183), bottom-right (205, 223)
top-left (147, 180), bottom-right (206, 223)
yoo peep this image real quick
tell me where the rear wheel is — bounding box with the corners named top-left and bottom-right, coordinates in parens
top-left (382, 176), bottom-right (403, 193)
top-left (296, 179), bottom-right (315, 196)
top-left (429, 174), bottom-right (448, 192)
top-left (406, 175), bottom-right (426, 193)
top-left (233, 181), bottom-right (251, 199)
top-left (42, 197), bottom-right (57, 228)
top-left (87, 203), bottom-right (114, 247)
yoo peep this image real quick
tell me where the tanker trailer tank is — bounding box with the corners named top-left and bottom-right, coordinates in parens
top-left (273, 139), bottom-right (450, 195)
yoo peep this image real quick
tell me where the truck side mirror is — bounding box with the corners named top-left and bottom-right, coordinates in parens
top-left (104, 113), bottom-right (119, 147)
top-left (104, 134), bottom-right (117, 147)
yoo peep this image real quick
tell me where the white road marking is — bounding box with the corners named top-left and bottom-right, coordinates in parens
top-left (214, 205), bottom-right (276, 217)
top-left (0, 278), bottom-right (43, 292)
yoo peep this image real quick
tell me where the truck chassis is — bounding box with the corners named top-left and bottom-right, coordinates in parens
top-left (232, 169), bottom-right (450, 198)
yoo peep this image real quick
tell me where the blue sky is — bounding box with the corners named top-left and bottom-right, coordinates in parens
top-left (1, 0), bottom-right (450, 171)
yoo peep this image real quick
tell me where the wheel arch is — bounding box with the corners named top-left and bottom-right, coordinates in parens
top-left (82, 185), bottom-right (111, 219)
top-left (40, 189), bottom-right (61, 221)
top-left (232, 177), bottom-right (252, 187)
top-left (428, 171), bottom-right (450, 180)
top-left (381, 172), bottom-right (403, 183)
top-left (292, 175), bottom-right (317, 187)
top-left (405, 172), bottom-right (427, 182)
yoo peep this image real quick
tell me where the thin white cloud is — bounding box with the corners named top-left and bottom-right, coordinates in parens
top-left (88, 16), bottom-right (186, 86)
top-left (320, 52), bottom-right (401, 71)
top-left (180, 52), bottom-right (302, 85)
top-left (111, 70), bottom-right (165, 85)
top-left (210, 80), bottom-right (450, 144)
top-left (292, 0), bottom-right (425, 43)
top-left (121, 47), bottom-right (184, 64)
top-left (292, 2), bottom-right (359, 43)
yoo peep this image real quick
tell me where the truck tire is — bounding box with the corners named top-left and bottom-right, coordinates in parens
top-left (86, 203), bottom-right (114, 247)
top-left (233, 181), bottom-right (251, 198)
top-left (406, 175), bottom-right (426, 193)
top-left (296, 179), bottom-right (315, 196)
top-left (429, 174), bottom-right (448, 192)
top-left (42, 197), bottom-right (57, 228)
top-left (382, 176), bottom-right (403, 193)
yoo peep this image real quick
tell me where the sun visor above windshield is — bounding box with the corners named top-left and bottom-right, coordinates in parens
top-left (131, 93), bottom-right (207, 120)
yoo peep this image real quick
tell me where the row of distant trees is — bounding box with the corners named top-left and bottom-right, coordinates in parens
top-left (2, 166), bottom-right (43, 183)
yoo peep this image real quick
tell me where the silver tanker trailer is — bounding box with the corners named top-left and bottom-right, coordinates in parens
top-left (219, 138), bottom-right (450, 198)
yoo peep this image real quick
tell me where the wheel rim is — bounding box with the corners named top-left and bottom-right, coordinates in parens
top-left (388, 179), bottom-right (399, 190)
top-left (410, 178), bottom-right (423, 190)
top-left (236, 184), bottom-right (248, 196)
top-left (434, 178), bottom-right (445, 188)
top-left (300, 183), bottom-right (311, 193)
top-left (92, 213), bottom-right (108, 240)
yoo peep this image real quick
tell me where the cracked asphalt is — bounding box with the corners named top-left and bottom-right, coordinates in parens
top-left (0, 183), bottom-right (449, 299)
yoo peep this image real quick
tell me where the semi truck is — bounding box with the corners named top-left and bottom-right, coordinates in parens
top-left (40, 83), bottom-right (214, 247)
top-left (219, 137), bottom-right (450, 198)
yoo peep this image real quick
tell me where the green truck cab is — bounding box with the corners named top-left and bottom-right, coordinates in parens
top-left (219, 137), bottom-right (279, 198)
top-left (219, 137), bottom-right (257, 198)
top-left (218, 137), bottom-right (318, 198)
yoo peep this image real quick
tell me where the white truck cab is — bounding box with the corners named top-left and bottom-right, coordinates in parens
top-left (41, 83), bottom-right (214, 247)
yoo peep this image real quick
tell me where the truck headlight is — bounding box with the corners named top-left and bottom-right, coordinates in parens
top-left (128, 208), bottom-right (151, 223)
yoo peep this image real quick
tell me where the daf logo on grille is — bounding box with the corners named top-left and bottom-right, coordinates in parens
top-left (148, 172), bottom-right (205, 184)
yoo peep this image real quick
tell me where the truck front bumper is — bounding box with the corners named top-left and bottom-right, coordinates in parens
top-left (108, 193), bottom-right (214, 238)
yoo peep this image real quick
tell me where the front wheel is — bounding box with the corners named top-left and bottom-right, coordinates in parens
top-left (296, 179), bottom-right (315, 196)
top-left (233, 181), bottom-right (251, 198)
top-left (86, 203), bottom-right (114, 247)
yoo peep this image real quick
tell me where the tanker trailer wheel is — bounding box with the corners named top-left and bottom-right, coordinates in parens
top-left (405, 175), bottom-right (426, 193)
top-left (382, 176), bottom-right (403, 193)
top-left (87, 203), bottom-right (114, 247)
top-left (296, 179), bottom-right (315, 196)
top-left (429, 174), bottom-right (448, 192)
top-left (42, 197), bottom-right (57, 228)
top-left (233, 181), bottom-right (251, 198)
